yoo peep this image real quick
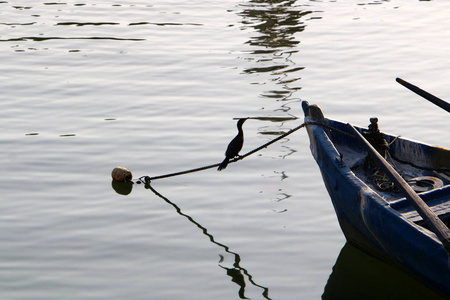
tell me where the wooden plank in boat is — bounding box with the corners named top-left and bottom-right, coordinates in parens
top-left (400, 201), bottom-right (450, 223)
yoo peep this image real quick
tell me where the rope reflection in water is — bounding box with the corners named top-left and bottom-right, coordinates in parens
top-left (144, 182), bottom-right (271, 300)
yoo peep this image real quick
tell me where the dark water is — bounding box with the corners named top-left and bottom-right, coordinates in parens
top-left (1, 0), bottom-right (450, 299)
top-left (323, 243), bottom-right (446, 300)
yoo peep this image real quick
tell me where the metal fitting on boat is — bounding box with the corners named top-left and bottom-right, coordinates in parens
top-left (407, 176), bottom-right (443, 193)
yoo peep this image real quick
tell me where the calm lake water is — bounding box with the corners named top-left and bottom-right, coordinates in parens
top-left (1, 0), bottom-right (449, 299)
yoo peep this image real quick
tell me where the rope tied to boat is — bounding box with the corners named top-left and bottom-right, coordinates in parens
top-left (124, 121), bottom-right (354, 184)
top-left (137, 122), bottom-right (307, 183)
top-left (362, 118), bottom-right (401, 192)
top-left (111, 118), bottom-right (398, 189)
top-left (141, 121), bottom-right (361, 183)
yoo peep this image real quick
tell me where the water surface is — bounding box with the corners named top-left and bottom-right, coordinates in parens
top-left (1, 0), bottom-right (449, 299)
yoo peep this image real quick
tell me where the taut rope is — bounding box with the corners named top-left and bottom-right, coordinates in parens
top-left (138, 121), bottom-right (352, 183)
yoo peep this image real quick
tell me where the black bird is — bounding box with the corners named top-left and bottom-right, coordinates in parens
top-left (218, 118), bottom-right (247, 171)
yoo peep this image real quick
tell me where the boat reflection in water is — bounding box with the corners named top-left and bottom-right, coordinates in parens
top-left (323, 243), bottom-right (446, 300)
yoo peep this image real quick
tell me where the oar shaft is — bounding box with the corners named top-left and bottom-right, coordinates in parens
top-left (396, 77), bottom-right (450, 113)
top-left (348, 123), bottom-right (450, 252)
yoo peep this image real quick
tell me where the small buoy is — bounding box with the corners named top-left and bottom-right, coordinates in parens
top-left (111, 166), bottom-right (133, 182)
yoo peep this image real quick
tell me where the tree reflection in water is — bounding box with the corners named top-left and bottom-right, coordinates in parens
top-left (237, 0), bottom-right (319, 105)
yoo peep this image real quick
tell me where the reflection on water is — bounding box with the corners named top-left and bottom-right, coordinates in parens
top-left (0, 1), bottom-right (200, 49)
top-left (145, 183), bottom-right (271, 300)
top-left (237, 0), bottom-right (319, 104)
top-left (1, 36), bottom-right (144, 42)
top-left (323, 243), bottom-right (446, 300)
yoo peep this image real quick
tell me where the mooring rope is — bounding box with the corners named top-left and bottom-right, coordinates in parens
top-left (138, 121), bottom-right (354, 183)
top-left (138, 122), bottom-right (303, 182)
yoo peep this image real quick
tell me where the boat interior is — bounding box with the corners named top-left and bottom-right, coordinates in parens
top-left (323, 119), bottom-right (450, 230)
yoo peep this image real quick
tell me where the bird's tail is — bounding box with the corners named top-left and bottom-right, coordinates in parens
top-left (217, 158), bottom-right (229, 171)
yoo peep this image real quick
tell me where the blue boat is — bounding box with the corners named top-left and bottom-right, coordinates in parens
top-left (302, 101), bottom-right (450, 297)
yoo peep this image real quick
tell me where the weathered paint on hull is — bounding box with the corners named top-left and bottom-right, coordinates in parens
top-left (303, 102), bottom-right (450, 296)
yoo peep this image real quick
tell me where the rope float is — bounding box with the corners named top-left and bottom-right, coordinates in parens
top-left (111, 166), bottom-right (133, 182)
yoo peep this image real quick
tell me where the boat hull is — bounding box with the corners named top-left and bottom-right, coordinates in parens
top-left (302, 102), bottom-right (450, 296)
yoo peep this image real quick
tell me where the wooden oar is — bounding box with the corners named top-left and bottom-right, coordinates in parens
top-left (347, 123), bottom-right (450, 253)
top-left (396, 77), bottom-right (450, 113)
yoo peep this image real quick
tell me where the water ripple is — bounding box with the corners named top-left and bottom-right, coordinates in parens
top-left (55, 22), bottom-right (120, 26)
top-left (128, 22), bottom-right (203, 26)
top-left (0, 36), bottom-right (145, 42)
top-left (0, 22), bottom-right (36, 26)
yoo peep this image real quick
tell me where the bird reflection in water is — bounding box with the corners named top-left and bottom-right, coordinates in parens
top-left (144, 182), bottom-right (271, 300)
top-left (219, 254), bottom-right (248, 299)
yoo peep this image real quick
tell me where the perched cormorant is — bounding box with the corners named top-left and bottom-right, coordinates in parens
top-left (218, 118), bottom-right (247, 171)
